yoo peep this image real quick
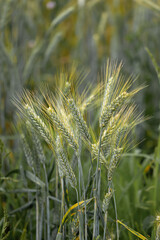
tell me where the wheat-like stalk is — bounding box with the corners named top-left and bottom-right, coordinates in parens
top-left (101, 112), bottom-right (121, 148)
top-left (56, 136), bottom-right (77, 189)
top-left (13, 61), bottom-right (145, 240)
top-left (47, 106), bottom-right (78, 150)
top-left (68, 98), bottom-right (90, 141)
top-left (108, 148), bottom-right (123, 182)
top-left (21, 134), bottom-right (34, 169)
top-left (92, 143), bottom-right (108, 166)
top-left (30, 127), bottom-right (46, 164)
top-left (102, 189), bottom-right (113, 213)
top-left (100, 91), bottom-right (130, 128)
top-left (24, 104), bottom-right (54, 147)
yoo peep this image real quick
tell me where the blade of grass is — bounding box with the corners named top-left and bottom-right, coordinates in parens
top-left (117, 220), bottom-right (150, 240)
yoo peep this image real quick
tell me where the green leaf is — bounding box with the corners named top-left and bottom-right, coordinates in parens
top-left (47, 7), bottom-right (75, 34)
top-left (1, 208), bottom-right (10, 240)
top-left (10, 200), bottom-right (34, 214)
top-left (117, 220), bottom-right (150, 240)
top-left (58, 198), bottom-right (93, 233)
top-left (26, 170), bottom-right (45, 187)
top-left (146, 47), bottom-right (160, 84)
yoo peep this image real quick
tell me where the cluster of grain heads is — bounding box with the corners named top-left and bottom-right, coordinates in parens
top-left (108, 148), bottom-right (123, 183)
top-left (21, 133), bottom-right (34, 170)
top-left (68, 98), bottom-right (91, 141)
top-left (92, 143), bottom-right (108, 166)
top-left (29, 124), bottom-right (46, 165)
top-left (47, 106), bottom-right (78, 150)
top-left (93, 62), bottom-right (145, 239)
top-left (101, 92), bottom-right (128, 127)
top-left (13, 62), bottom-right (146, 239)
top-left (24, 104), bottom-right (54, 147)
top-left (56, 135), bottom-right (77, 189)
top-left (102, 189), bottom-right (113, 214)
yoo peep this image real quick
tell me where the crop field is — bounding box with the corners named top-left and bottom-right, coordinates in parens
top-left (0, 0), bottom-right (160, 239)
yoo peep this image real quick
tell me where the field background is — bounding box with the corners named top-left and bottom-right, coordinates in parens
top-left (0, 0), bottom-right (160, 239)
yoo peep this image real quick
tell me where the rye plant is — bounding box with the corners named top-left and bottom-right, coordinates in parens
top-left (13, 62), bottom-right (148, 240)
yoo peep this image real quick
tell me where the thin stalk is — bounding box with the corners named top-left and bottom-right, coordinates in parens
top-left (154, 135), bottom-right (160, 211)
top-left (103, 212), bottom-right (108, 240)
top-left (96, 130), bottom-right (103, 190)
top-left (84, 198), bottom-right (87, 240)
top-left (93, 188), bottom-right (97, 239)
top-left (46, 197), bottom-right (50, 240)
top-left (97, 168), bottom-right (101, 234)
top-left (60, 178), bottom-right (65, 239)
top-left (110, 182), bottom-right (119, 240)
top-left (36, 192), bottom-right (39, 240)
top-left (77, 132), bottom-right (87, 240)
top-left (76, 188), bottom-right (84, 240)
top-left (43, 163), bottom-right (50, 240)
top-left (21, 162), bottom-right (33, 240)
top-left (77, 150), bottom-right (87, 240)
top-left (39, 196), bottom-right (44, 240)
top-left (56, 164), bottom-right (59, 198)
top-left (77, 135), bottom-right (85, 198)
top-left (83, 165), bottom-right (87, 240)
top-left (78, 135), bottom-right (87, 239)
top-left (32, 167), bottom-right (40, 240)
top-left (28, 192), bottom-right (33, 240)
top-left (78, 154), bottom-right (81, 199)
top-left (94, 130), bottom-right (103, 238)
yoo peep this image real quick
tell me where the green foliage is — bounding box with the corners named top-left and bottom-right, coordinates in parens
top-left (0, 208), bottom-right (10, 240)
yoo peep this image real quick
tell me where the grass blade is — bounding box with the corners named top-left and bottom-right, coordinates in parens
top-left (117, 220), bottom-right (150, 240)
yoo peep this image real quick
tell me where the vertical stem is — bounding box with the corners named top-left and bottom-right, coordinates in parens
top-left (76, 188), bottom-right (84, 240)
top-left (96, 131), bottom-right (102, 190)
top-left (93, 188), bottom-right (97, 239)
top-left (85, 202), bottom-right (87, 240)
top-left (78, 154), bottom-right (81, 199)
top-left (39, 196), bottom-right (44, 240)
top-left (112, 182), bottom-right (119, 240)
top-left (43, 163), bottom-right (50, 240)
top-left (56, 164), bottom-right (59, 198)
top-left (61, 178), bottom-right (65, 239)
top-left (46, 196), bottom-right (50, 240)
top-left (77, 134), bottom-right (86, 239)
top-left (77, 135), bottom-right (85, 199)
top-left (103, 212), bottom-right (108, 240)
top-left (32, 167), bottom-right (40, 240)
top-left (154, 135), bottom-right (160, 212)
top-left (94, 130), bottom-right (103, 238)
top-left (36, 193), bottom-right (39, 240)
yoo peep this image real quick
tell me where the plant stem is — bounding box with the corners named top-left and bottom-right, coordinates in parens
top-left (110, 182), bottom-right (119, 240)
top-left (61, 178), bottom-right (65, 239)
top-left (43, 163), bottom-right (50, 240)
top-left (94, 130), bottom-right (103, 238)
top-left (93, 188), bottom-right (97, 239)
top-left (103, 212), bottom-right (108, 240)
top-left (36, 192), bottom-right (39, 240)
top-left (76, 188), bottom-right (84, 240)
